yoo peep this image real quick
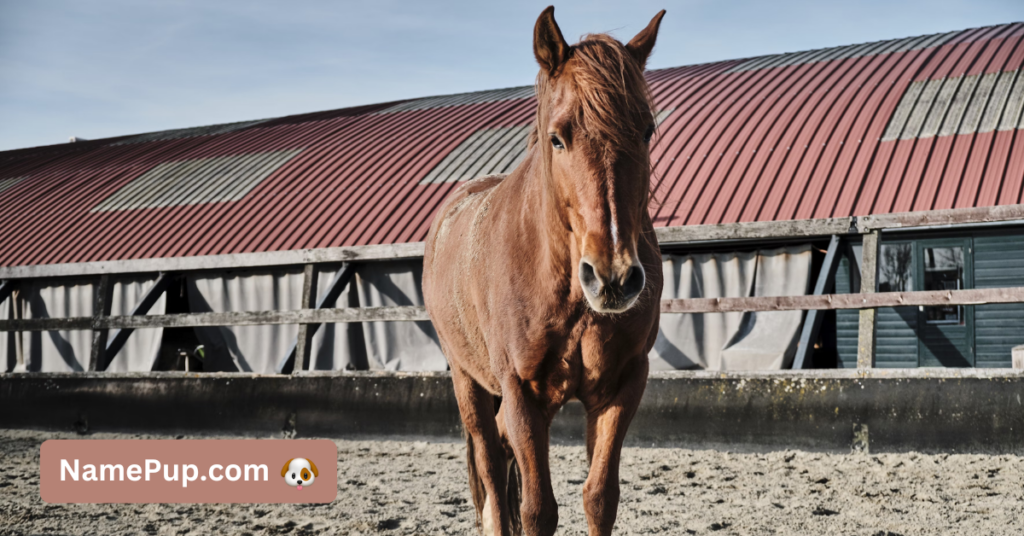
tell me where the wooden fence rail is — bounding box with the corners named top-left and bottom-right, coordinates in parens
top-left (660, 287), bottom-right (1024, 313)
top-left (0, 305), bottom-right (431, 332)
top-left (3, 287), bottom-right (1022, 332)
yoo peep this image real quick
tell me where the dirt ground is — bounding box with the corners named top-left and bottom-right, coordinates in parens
top-left (1, 429), bottom-right (1022, 536)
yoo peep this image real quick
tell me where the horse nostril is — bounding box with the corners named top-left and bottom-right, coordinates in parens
top-left (579, 261), bottom-right (602, 297)
top-left (621, 265), bottom-right (645, 301)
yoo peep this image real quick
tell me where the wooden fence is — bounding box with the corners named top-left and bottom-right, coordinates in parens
top-left (2, 204), bottom-right (1023, 372)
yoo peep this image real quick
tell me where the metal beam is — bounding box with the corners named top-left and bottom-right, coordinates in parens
top-left (857, 231), bottom-right (881, 369)
top-left (88, 275), bottom-right (112, 372)
top-left (312, 263), bottom-right (358, 311)
top-left (792, 236), bottom-right (842, 369)
top-left (281, 263), bottom-right (358, 374)
top-left (0, 280), bottom-right (14, 305)
top-left (101, 273), bottom-right (175, 370)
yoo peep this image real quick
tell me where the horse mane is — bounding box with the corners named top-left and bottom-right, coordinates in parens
top-left (532, 33), bottom-right (654, 148)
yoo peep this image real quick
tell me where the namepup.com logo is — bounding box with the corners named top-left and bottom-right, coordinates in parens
top-left (40, 440), bottom-right (338, 504)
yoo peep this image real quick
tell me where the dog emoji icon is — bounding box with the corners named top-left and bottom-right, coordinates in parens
top-left (281, 458), bottom-right (318, 490)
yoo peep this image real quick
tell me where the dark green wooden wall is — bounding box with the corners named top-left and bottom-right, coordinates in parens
top-left (835, 229), bottom-right (1024, 368)
top-left (974, 234), bottom-right (1024, 368)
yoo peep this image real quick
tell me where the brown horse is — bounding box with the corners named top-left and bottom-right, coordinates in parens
top-left (423, 6), bottom-right (665, 535)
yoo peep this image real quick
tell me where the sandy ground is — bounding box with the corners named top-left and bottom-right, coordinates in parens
top-left (1, 430), bottom-right (1022, 535)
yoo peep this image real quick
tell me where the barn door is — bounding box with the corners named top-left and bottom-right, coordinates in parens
top-left (915, 238), bottom-right (974, 367)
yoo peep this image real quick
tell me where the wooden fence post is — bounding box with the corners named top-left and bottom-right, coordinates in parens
top-left (292, 264), bottom-right (318, 373)
top-left (857, 231), bottom-right (880, 369)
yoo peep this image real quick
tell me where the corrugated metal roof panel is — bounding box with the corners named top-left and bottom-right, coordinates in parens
top-left (0, 177), bottom-right (25, 195)
top-left (419, 126), bottom-right (530, 184)
top-left (654, 108), bottom-right (674, 125)
top-left (980, 70), bottom-right (1018, 132)
top-left (376, 86), bottom-right (534, 114)
top-left (91, 149), bottom-right (302, 211)
top-left (1004, 70), bottom-right (1024, 130)
top-left (2, 23), bottom-right (1024, 268)
top-left (961, 71), bottom-right (1000, 134)
top-left (110, 120), bottom-right (269, 146)
top-left (727, 29), bottom-right (961, 73)
top-left (920, 77), bottom-right (962, 138)
top-left (940, 74), bottom-right (981, 136)
top-left (882, 79), bottom-right (927, 141)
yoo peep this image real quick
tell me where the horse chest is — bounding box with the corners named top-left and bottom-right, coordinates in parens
top-left (509, 316), bottom-right (593, 395)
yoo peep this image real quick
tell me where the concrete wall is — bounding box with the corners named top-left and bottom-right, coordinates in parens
top-left (2, 370), bottom-right (1024, 453)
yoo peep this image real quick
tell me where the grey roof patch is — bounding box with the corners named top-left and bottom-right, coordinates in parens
top-left (980, 69), bottom-right (1018, 133)
top-left (960, 72), bottom-right (999, 135)
top-left (109, 119), bottom-right (269, 146)
top-left (728, 29), bottom-right (960, 73)
top-left (655, 108), bottom-right (675, 126)
top-left (0, 177), bottom-right (26, 195)
top-left (900, 77), bottom-right (943, 140)
top-left (422, 109), bottom-right (673, 185)
top-left (919, 76), bottom-right (962, 139)
top-left (939, 74), bottom-right (979, 137)
top-left (377, 86), bottom-right (534, 114)
top-left (881, 80), bottom-right (926, 141)
top-left (420, 126), bottom-right (531, 184)
top-left (92, 149), bottom-right (302, 212)
top-left (1000, 70), bottom-right (1024, 131)
top-left (881, 70), bottom-right (1024, 141)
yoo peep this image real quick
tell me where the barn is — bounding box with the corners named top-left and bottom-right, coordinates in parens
top-left (2, 21), bottom-right (1024, 376)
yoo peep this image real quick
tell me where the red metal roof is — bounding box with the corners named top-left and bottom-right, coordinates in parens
top-left (2, 23), bottom-right (1023, 267)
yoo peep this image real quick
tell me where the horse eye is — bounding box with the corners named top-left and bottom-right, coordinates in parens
top-left (643, 125), bottom-right (655, 143)
top-left (550, 135), bottom-right (565, 150)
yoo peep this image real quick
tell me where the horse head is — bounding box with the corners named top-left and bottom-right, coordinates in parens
top-left (532, 6), bottom-right (665, 314)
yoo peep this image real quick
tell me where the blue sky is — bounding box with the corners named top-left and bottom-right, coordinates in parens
top-left (1, 0), bottom-right (1021, 151)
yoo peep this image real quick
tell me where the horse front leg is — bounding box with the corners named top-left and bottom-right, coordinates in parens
top-left (582, 354), bottom-right (648, 536)
top-left (501, 378), bottom-right (558, 536)
top-left (451, 365), bottom-right (512, 536)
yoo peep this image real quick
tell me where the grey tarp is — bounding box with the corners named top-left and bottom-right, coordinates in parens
top-left (650, 245), bottom-right (812, 371)
top-left (186, 262), bottom-right (446, 373)
top-left (187, 270), bottom-right (303, 373)
top-left (8, 277), bottom-right (166, 372)
top-left (354, 261), bottom-right (446, 371)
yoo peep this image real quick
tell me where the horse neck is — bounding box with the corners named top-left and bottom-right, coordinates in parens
top-left (513, 146), bottom-right (575, 295)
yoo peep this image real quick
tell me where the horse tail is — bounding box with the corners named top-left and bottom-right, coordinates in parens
top-left (466, 434), bottom-right (487, 532)
top-left (506, 457), bottom-right (523, 536)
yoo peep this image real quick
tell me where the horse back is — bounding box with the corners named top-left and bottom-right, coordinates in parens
top-left (422, 174), bottom-right (507, 388)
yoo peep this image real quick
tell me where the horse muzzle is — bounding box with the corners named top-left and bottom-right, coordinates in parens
top-left (578, 258), bottom-right (645, 313)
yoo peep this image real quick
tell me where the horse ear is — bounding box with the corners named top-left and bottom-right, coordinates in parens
top-left (534, 6), bottom-right (570, 76)
top-left (626, 10), bottom-right (666, 70)
top-left (281, 459), bottom-right (293, 477)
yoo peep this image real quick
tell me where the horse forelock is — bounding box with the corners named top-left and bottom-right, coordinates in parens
top-left (534, 33), bottom-right (654, 149)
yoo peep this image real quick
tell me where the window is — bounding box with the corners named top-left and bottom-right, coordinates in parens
top-left (921, 246), bottom-right (965, 325)
top-left (878, 243), bottom-right (913, 292)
